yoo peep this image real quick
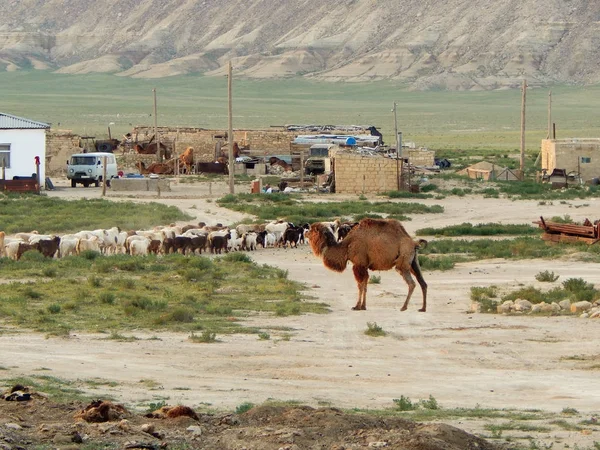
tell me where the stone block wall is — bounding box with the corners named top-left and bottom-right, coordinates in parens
top-left (408, 149), bottom-right (435, 166)
top-left (132, 126), bottom-right (298, 162)
top-left (332, 151), bottom-right (401, 194)
top-left (542, 138), bottom-right (600, 181)
top-left (46, 130), bottom-right (81, 176)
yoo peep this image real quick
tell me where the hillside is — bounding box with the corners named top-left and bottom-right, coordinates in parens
top-left (0, 0), bottom-right (599, 90)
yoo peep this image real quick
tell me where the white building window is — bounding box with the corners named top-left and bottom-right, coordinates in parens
top-left (581, 157), bottom-right (591, 164)
top-left (0, 144), bottom-right (10, 169)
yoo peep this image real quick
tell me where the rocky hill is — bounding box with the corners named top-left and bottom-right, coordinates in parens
top-left (0, 0), bottom-right (599, 90)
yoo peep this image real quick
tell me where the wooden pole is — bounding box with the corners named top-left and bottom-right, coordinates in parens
top-left (153, 88), bottom-right (161, 163)
top-left (547, 90), bottom-right (552, 139)
top-left (393, 101), bottom-right (400, 190)
top-left (102, 156), bottom-right (107, 197)
top-left (520, 79), bottom-right (527, 179)
top-left (300, 148), bottom-right (304, 187)
top-left (227, 61), bottom-right (234, 194)
top-left (35, 158), bottom-right (41, 194)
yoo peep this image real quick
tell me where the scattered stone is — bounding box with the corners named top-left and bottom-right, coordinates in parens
top-left (497, 300), bottom-right (513, 314)
top-left (3, 424), bottom-right (21, 431)
top-left (571, 301), bottom-right (592, 313)
top-left (531, 304), bottom-right (542, 313)
top-left (514, 299), bottom-right (532, 312)
top-left (186, 425), bottom-right (202, 436)
top-left (559, 299), bottom-right (571, 310)
top-left (141, 424), bottom-right (155, 434)
top-left (368, 442), bottom-right (389, 447)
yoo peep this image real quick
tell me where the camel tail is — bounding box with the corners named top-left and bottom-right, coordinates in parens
top-left (415, 239), bottom-right (428, 250)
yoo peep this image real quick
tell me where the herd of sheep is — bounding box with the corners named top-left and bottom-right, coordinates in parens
top-left (0, 220), bottom-right (347, 261)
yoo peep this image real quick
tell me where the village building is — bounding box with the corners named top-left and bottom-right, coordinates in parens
top-left (541, 138), bottom-right (600, 182)
top-left (0, 112), bottom-right (50, 184)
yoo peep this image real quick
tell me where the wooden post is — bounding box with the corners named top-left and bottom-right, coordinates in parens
top-left (153, 88), bottom-right (161, 163)
top-left (35, 157), bottom-right (41, 194)
top-left (300, 149), bottom-right (304, 187)
top-left (102, 156), bottom-right (107, 197)
top-left (2, 157), bottom-right (5, 180)
top-left (393, 101), bottom-right (400, 190)
top-left (553, 122), bottom-right (556, 139)
top-left (547, 90), bottom-right (552, 139)
top-left (227, 61), bottom-right (234, 194)
top-left (520, 79), bottom-right (527, 180)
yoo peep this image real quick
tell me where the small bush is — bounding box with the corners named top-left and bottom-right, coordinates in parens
top-left (169, 308), bottom-right (195, 323)
top-left (393, 395), bottom-right (416, 411)
top-left (42, 267), bottom-right (57, 278)
top-left (88, 275), bottom-right (102, 287)
top-left (98, 292), bottom-right (115, 304)
top-left (80, 250), bottom-right (100, 260)
top-left (236, 402), bottom-right (255, 414)
top-left (535, 270), bottom-right (559, 282)
top-left (189, 330), bottom-right (217, 343)
top-left (562, 278), bottom-right (594, 292)
top-left (258, 332), bottom-right (270, 340)
top-left (47, 304), bottom-right (61, 314)
top-left (222, 252), bottom-right (252, 263)
top-left (364, 322), bottom-right (386, 337)
top-left (23, 287), bottom-right (42, 299)
top-left (419, 395), bottom-right (439, 410)
top-left (369, 275), bottom-right (381, 284)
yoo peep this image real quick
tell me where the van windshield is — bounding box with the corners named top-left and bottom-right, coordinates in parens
top-left (70, 156), bottom-right (96, 165)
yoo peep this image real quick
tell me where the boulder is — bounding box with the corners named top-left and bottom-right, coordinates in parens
top-left (497, 300), bottom-right (513, 314)
top-left (571, 301), bottom-right (592, 313)
top-left (559, 299), bottom-right (571, 310)
top-left (514, 299), bottom-right (532, 312)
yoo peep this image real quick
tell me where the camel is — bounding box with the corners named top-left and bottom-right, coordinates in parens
top-left (269, 156), bottom-right (293, 172)
top-left (179, 147), bottom-right (194, 173)
top-left (306, 218), bottom-right (428, 312)
top-left (136, 160), bottom-right (175, 175)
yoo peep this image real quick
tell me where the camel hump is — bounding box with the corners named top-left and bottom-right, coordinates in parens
top-left (415, 239), bottom-right (428, 250)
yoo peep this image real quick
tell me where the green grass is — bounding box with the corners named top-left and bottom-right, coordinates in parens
top-left (0, 194), bottom-right (192, 234)
top-left (218, 194), bottom-right (443, 223)
top-left (0, 254), bottom-right (329, 335)
top-left (2, 71), bottom-right (599, 152)
top-left (364, 322), bottom-right (386, 337)
top-left (416, 222), bottom-right (539, 237)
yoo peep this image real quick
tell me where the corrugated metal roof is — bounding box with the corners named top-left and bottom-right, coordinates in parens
top-left (0, 112), bottom-right (50, 129)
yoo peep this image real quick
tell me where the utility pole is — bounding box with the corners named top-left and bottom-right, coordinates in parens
top-left (228, 61), bottom-right (234, 194)
top-left (520, 79), bottom-right (527, 180)
top-left (393, 102), bottom-right (400, 190)
top-left (547, 90), bottom-right (552, 139)
top-left (153, 88), bottom-right (161, 162)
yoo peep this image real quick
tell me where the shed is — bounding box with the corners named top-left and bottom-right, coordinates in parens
top-left (0, 112), bottom-right (50, 184)
top-left (457, 161), bottom-right (516, 181)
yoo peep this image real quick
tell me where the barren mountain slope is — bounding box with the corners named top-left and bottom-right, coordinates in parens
top-left (0, 0), bottom-right (598, 89)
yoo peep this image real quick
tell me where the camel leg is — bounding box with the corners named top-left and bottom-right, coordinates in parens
top-left (411, 257), bottom-right (428, 312)
top-left (397, 268), bottom-right (416, 312)
top-left (352, 265), bottom-right (369, 310)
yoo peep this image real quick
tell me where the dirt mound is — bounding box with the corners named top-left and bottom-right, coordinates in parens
top-left (0, 395), bottom-right (504, 450)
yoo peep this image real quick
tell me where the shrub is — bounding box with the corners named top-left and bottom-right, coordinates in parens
top-left (189, 330), bottom-right (217, 343)
top-left (80, 250), bottom-right (100, 260)
top-left (222, 253), bottom-right (252, 263)
top-left (258, 332), bottom-right (270, 340)
top-left (535, 271), bottom-right (559, 282)
top-left (169, 308), bottom-right (195, 323)
top-left (419, 395), bottom-right (440, 410)
top-left (393, 395), bottom-right (416, 411)
top-left (236, 402), bottom-right (255, 414)
top-left (88, 275), bottom-right (102, 287)
top-left (42, 267), bottom-right (57, 278)
top-left (364, 322), bottom-right (386, 337)
top-left (369, 275), bottom-right (381, 284)
top-left (98, 292), bottom-right (115, 304)
top-left (562, 278), bottom-right (594, 292)
top-left (47, 304), bottom-right (61, 314)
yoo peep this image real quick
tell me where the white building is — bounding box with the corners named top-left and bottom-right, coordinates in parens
top-left (0, 112), bottom-right (50, 184)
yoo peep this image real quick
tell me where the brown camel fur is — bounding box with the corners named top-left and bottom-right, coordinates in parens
top-left (179, 147), bottom-right (194, 173)
top-left (136, 160), bottom-right (175, 175)
top-left (306, 218), bottom-right (428, 312)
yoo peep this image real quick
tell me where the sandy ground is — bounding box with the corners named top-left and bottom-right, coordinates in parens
top-left (2, 179), bottom-right (600, 446)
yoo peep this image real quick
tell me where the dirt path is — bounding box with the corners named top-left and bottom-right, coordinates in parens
top-left (2, 180), bottom-right (600, 447)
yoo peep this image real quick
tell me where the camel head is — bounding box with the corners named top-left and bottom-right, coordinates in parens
top-left (306, 222), bottom-right (338, 257)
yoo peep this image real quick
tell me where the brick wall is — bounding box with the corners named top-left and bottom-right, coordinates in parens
top-left (541, 138), bottom-right (600, 181)
top-left (408, 149), bottom-right (435, 166)
top-left (332, 150), bottom-right (401, 194)
top-left (45, 130), bottom-right (81, 176)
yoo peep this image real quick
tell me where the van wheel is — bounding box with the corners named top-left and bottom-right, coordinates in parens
top-left (83, 182), bottom-right (90, 188)
top-left (106, 179), bottom-right (111, 188)
top-left (71, 180), bottom-right (76, 188)
top-left (94, 180), bottom-right (100, 187)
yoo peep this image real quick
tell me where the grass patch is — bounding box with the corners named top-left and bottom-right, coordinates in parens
top-left (0, 254), bottom-right (328, 336)
top-left (535, 270), bottom-right (559, 282)
top-left (217, 194), bottom-right (443, 223)
top-left (416, 222), bottom-right (539, 237)
top-left (189, 330), bottom-right (218, 343)
top-left (369, 275), bottom-right (381, 284)
top-left (0, 195), bottom-right (192, 234)
top-left (236, 402), bottom-right (256, 414)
